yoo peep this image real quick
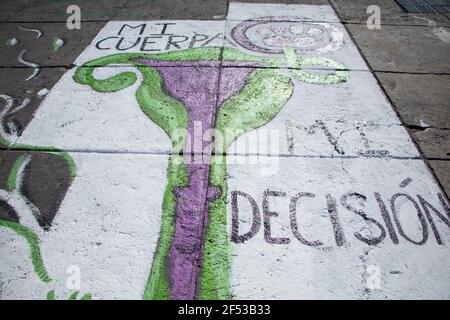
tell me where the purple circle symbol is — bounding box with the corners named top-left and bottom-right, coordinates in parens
top-left (231, 16), bottom-right (344, 55)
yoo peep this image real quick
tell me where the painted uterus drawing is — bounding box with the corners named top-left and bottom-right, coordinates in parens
top-left (74, 46), bottom-right (347, 299)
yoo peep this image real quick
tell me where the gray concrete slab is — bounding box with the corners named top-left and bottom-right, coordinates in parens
top-left (0, 22), bottom-right (106, 67)
top-left (330, 0), bottom-right (450, 26)
top-left (0, 0), bottom-right (36, 22)
top-left (412, 127), bottom-right (450, 159)
top-left (6, 0), bottom-right (126, 22)
top-left (376, 73), bottom-right (450, 128)
top-left (346, 24), bottom-right (450, 73)
top-left (0, 67), bottom-right (67, 140)
top-left (114, 0), bottom-right (228, 20)
top-left (429, 160), bottom-right (450, 196)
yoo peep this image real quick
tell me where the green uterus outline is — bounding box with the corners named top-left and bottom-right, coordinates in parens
top-left (73, 46), bottom-right (348, 299)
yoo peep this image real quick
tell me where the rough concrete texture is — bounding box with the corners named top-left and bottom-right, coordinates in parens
top-left (0, 0), bottom-right (35, 22)
top-left (330, 0), bottom-right (450, 26)
top-left (0, 22), bottom-right (106, 67)
top-left (411, 128), bottom-right (450, 159)
top-left (114, 0), bottom-right (229, 20)
top-left (4, 0), bottom-right (127, 22)
top-left (376, 73), bottom-right (450, 129)
top-left (0, 1), bottom-right (449, 300)
top-left (429, 161), bottom-right (450, 196)
top-left (0, 67), bottom-right (68, 139)
top-left (346, 24), bottom-right (450, 73)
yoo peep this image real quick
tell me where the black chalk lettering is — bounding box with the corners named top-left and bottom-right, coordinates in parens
top-left (189, 34), bottom-right (209, 48)
top-left (289, 192), bottom-right (323, 246)
top-left (341, 193), bottom-right (386, 245)
top-left (95, 36), bottom-right (118, 50)
top-left (374, 192), bottom-right (399, 244)
top-left (390, 193), bottom-right (428, 245)
top-left (116, 37), bottom-right (141, 51)
top-left (418, 193), bottom-right (450, 245)
top-left (262, 190), bottom-right (290, 244)
top-left (326, 193), bottom-right (346, 246)
top-left (201, 33), bottom-right (224, 47)
top-left (154, 23), bottom-right (175, 35)
top-left (140, 36), bottom-right (162, 52)
top-left (166, 35), bottom-right (190, 50)
top-left (118, 23), bottom-right (146, 36)
top-left (231, 191), bottom-right (261, 244)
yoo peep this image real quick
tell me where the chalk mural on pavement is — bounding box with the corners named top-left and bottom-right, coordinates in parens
top-left (1, 3), bottom-right (449, 300)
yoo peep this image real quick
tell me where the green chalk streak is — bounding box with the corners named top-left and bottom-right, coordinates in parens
top-left (143, 156), bottom-right (189, 300)
top-left (68, 291), bottom-right (79, 300)
top-left (283, 47), bottom-right (349, 84)
top-left (47, 290), bottom-right (92, 300)
top-left (80, 293), bottom-right (92, 300)
top-left (47, 290), bottom-right (55, 300)
top-left (135, 66), bottom-right (188, 143)
top-left (222, 47), bottom-right (281, 66)
top-left (0, 219), bottom-right (51, 283)
top-left (74, 50), bottom-right (193, 300)
top-left (9, 144), bottom-right (76, 180)
top-left (198, 156), bottom-right (230, 300)
top-left (73, 47), bottom-right (348, 300)
top-left (214, 68), bottom-right (294, 152)
top-left (78, 47), bottom-right (221, 68)
top-left (199, 69), bottom-right (293, 299)
top-left (6, 154), bottom-right (27, 191)
top-left (52, 37), bottom-right (64, 52)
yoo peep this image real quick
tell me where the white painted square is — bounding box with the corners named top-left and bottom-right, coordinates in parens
top-left (226, 156), bottom-right (450, 299)
top-left (227, 3), bottom-right (340, 22)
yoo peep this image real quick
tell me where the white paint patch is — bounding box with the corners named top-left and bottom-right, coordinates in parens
top-left (432, 27), bottom-right (450, 44)
top-left (18, 26), bottom-right (43, 38)
top-left (17, 50), bottom-right (39, 81)
top-left (227, 2), bottom-right (340, 22)
top-left (0, 153), bottom-right (169, 299)
top-left (227, 156), bottom-right (450, 299)
top-left (6, 38), bottom-right (18, 46)
top-left (37, 88), bottom-right (49, 97)
top-left (410, 14), bottom-right (450, 44)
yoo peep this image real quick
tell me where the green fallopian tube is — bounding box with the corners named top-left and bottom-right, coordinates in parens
top-left (73, 46), bottom-right (348, 300)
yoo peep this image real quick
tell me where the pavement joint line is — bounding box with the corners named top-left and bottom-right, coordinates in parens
top-left (328, 0), bottom-right (450, 201)
top-left (4, 66), bottom-right (450, 76)
top-left (342, 21), bottom-right (450, 27)
top-left (0, 147), bottom-right (428, 161)
top-left (374, 70), bottom-right (450, 75)
top-left (1, 20), bottom-right (111, 23)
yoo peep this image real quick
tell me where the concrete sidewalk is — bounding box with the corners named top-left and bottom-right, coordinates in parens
top-left (0, 0), bottom-right (449, 300)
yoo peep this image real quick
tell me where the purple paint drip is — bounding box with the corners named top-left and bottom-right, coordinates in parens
top-left (132, 58), bottom-right (258, 299)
